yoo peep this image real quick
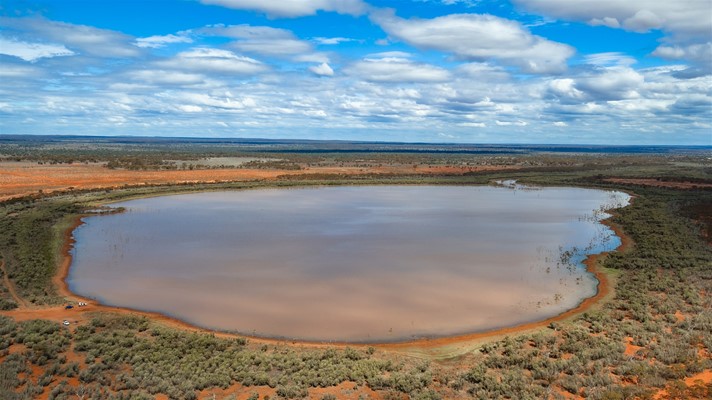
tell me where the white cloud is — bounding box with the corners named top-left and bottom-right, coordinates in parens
top-left (1, 14), bottom-right (708, 144)
top-left (294, 52), bottom-right (331, 63)
top-left (548, 78), bottom-right (585, 100)
top-left (418, 0), bottom-right (481, 6)
top-left (233, 38), bottom-right (312, 56)
top-left (584, 52), bottom-right (636, 67)
top-left (0, 37), bottom-right (75, 61)
top-left (370, 10), bottom-right (574, 73)
top-left (456, 62), bottom-right (510, 81)
top-left (178, 105), bottom-right (203, 112)
top-left (0, 62), bottom-right (42, 78)
top-left (513, 0), bottom-right (712, 38)
top-left (653, 42), bottom-right (712, 68)
top-left (200, 24), bottom-right (317, 59)
top-left (135, 34), bottom-right (193, 48)
top-left (309, 62), bottom-right (334, 76)
top-left (156, 48), bottom-right (267, 75)
top-left (366, 51), bottom-right (413, 59)
top-left (547, 67), bottom-right (644, 102)
top-left (0, 17), bottom-right (141, 58)
top-left (200, 0), bottom-right (368, 18)
top-left (346, 56), bottom-right (451, 83)
top-left (577, 67), bottom-right (644, 100)
top-left (495, 120), bottom-right (528, 126)
top-left (128, 70), bottom-right (206, 85)
top-left (200, 24), bottom-right (293, 39)
top-left (313, 37), bottom-right (356, 45)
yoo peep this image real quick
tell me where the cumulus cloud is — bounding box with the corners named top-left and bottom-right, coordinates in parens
top-left (584, 52), bottom-right (636, 67)
top-left (200, 24), bottom-right (293, 40)
top-left (366, 51), bottom-right (413, 59)
top-left (155, 48), bottom-right (267, 75)
top-left (513, 0), bottom-right (712, 38)
top-left (0, 61), bottom-right (43, 78)
top-left (0, 37), bottom-right (75, 61)
top-left (577, 67), bottom-right (644, 100)
top-left (456, 62), bottom-right (510, 81)
top-left (309, 62), bottom-right (334, 76)
top-left (0, 9), bottom-right (708, 144)
top-left (514, 1), bottom-right (712, 77)
top-left (417, 0), bottom-right (481, 6)
top-left (548, 67), bottom-right (644, 102)
top-left (346, 55), bottom-right (451, 83)
top-left (548, 78), bottom-right (585, 101)
top-left (459, 122), bottom-right (486, 127)
top-left (234, 38), bottom-right (311, 57)
top-left (370, 10), bottom-right (574, 73)
top-left (135, 34), bottom-right (193, 48)
top-left (200, 24), bottom-right (318, 59)
top-left (165, 92), bottom-right (257, 110)
top-left (200, 0), bottom-right (368, 18)
top-left (653, 42), bottom-right (712, 72)
top-left (128, 70), bottom-right (206, 86)
top-left (495, 120), bottom-right (528, 126)
top-left (233, 38), bottom-right (311, 56)
top-left (0, 17), bottom-right (141, 58)
top-left (313, 37), bottom-right (356, 45)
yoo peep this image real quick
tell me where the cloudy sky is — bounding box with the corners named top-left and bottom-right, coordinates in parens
top-left (1, 0), bottom-right (710, 144)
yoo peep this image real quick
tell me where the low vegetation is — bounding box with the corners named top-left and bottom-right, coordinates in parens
top-left (0, 139), bottom-right (710, 399)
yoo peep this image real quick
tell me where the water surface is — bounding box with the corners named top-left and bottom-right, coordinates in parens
top-left (68, 185), bottom-right (629, 342)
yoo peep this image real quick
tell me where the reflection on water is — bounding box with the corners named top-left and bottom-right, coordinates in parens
top-left (68, 185), bottom-right (629, 342)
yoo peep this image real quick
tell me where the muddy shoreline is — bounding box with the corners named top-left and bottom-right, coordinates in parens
top-left (45, 189), bottom-right (634, 353)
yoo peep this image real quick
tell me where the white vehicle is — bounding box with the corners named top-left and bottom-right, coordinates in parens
top-left (62, 320), bottom-right (70, 326)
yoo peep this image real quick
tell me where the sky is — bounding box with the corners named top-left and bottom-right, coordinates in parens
top-left (0, 0), bottom-right (710, 144)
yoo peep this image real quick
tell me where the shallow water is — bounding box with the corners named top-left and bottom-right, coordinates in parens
top-left (68, 185), bottom-right (629, 342)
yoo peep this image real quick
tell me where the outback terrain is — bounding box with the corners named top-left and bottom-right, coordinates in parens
top-left (0, 136), bottom-right (710, 400)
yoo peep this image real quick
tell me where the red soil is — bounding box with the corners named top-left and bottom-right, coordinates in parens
top-left (624, 336), bottom-right (642, 357)
top-left (653, 369), bottom-right (712, 399)
top-left (0, 161), bottom-right (517, 202)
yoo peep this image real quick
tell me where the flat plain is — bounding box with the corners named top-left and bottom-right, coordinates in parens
top-left (0, 136), bottom-right (710, 400)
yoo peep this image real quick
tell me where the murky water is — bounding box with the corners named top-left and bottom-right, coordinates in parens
top-left (68, 185), bottom-right (629, 342)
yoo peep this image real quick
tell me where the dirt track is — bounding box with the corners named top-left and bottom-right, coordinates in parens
top-left (1, 260), bottom-right (27, 308)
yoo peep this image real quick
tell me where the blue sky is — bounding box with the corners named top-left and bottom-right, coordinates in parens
top-left (0, 0), bottom-right (710, 144)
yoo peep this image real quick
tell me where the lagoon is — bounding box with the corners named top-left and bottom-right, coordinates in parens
top-left (68, 185), bottom-right (629, 342)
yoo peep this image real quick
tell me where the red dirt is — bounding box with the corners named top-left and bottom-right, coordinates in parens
top-left (0, 161), bottom-right (517, 202)
top-left (674, 310), bottom-right (685, 323)
top-left (624, 336), bottom-right (642, 357)
top-left (604, 178), bottom-right (712, 190)
top-left (684, 369), bottom-right (712, 386)
top-left (552, 385), bottom-right (585, 400)
top-left (654, 369), bottom-right (712, 399)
